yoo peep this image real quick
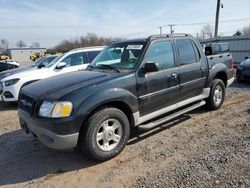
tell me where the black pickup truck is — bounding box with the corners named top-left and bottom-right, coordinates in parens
top-left (18, 34), bottom-right (234, 161)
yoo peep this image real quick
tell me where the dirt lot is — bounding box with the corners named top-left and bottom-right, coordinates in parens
top-left (0, 80), bottom-right (249, 188)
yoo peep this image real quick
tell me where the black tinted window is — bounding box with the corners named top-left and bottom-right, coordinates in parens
top-left (176, 39), bottom-right (197, 65)
top-left (144, 41), bottom-right (175, 70)
top-left (87, 51), bottom-right (101, 63)
top-left (191, 41), bottom-right (201, 62)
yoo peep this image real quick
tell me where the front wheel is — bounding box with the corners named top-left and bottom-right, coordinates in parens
top-left (236, 70), bottom-right (244, 82)
top-left (79, 107), bottom-right (130, 161)
top-left (205, 79), bottom-right (225, 110)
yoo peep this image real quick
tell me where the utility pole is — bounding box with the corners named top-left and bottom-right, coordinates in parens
top-left (214, 0), bottom-right (223, 38)
top-left (168, 24), bottom-right (175, 34)
top-left (159, 26), bottom-right (162, 36)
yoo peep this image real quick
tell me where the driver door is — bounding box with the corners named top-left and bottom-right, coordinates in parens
top-left (137, 40), bottom-right (180, 116)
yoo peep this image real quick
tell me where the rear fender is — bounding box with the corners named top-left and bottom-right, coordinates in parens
top-left (206, 63), bottom-right (228, 87)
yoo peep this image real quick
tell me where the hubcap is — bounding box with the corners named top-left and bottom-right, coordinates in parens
top-left (96, 119), bottom-right (122, 152)
top-left (213, 85), bottom-right (223, 104)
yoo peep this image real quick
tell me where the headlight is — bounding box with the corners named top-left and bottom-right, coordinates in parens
top-left (5, 78), bottom-right (20, 86)
top-left (39, 101), bottom-right (73, 118)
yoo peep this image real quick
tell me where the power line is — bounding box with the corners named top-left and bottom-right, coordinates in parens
top-left (123, 17), bottom-right (250, 37)
top-left (162, 18), bottom-right (250, 27)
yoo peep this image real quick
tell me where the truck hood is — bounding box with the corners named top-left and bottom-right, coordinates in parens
top-left (2, 67), bottom-right (50, 81)
top-left (21, 71), bottom-right (116, 100)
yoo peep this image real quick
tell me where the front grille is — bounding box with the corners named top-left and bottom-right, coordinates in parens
top-left (0, 82), bottom-right (3, 95)
top-left (18, 93), bottom-right (35, 116)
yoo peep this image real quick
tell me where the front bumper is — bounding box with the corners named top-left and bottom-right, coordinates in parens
top-left (237, 69), bottom-right (250, 81)
top-left (0, 84), bottom-right (19, 102)
top-left (19, 109), bottom-right (79, 150)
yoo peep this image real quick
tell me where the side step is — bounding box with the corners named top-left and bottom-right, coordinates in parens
top-left (137, 100), bottom-right (206, 130)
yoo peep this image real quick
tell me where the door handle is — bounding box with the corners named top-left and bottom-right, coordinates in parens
top-left (171, 73), bottom-right (178, 79)
top-left (200, 66), bottom-right (205, 71)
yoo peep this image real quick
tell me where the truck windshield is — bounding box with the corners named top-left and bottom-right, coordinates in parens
top-left (91, 42), bottom-right (146, 70)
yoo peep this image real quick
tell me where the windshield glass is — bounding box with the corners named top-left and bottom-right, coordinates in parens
top-left (91, 42), bottom-right (146, 70)
top-left (46, 54), bottom-right (64, 68)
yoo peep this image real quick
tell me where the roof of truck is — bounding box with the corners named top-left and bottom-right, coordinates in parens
top-left (113, 33), bottom-right (194, 44)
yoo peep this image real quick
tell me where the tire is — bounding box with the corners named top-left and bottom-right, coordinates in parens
top-left (236, 70), bottom-right (244, 83)
top-left (205, 79), bottom-right (225, 110)
top-left (79, 107), bottom-right (130, 161)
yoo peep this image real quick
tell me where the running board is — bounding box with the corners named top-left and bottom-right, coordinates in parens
top-left (137, 100), bottom-right (206, 130)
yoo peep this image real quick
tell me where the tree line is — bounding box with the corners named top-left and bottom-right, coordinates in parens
top-left (48, 33), bottom-right (123, 53)
top-left (199, 24), bottom-right (250, 39)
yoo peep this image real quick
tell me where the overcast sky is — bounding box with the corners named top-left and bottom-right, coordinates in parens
top-left (0, 0), bottom-right (250, 48)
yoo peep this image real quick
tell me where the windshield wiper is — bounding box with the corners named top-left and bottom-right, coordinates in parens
top-left (97, 64), bottom-right (120, 73)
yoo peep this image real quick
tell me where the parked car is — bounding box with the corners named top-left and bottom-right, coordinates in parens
top-left (236, 57), bottom-right (250, 82)
top-left (18, 34), bottom-right (234, 161)
top-left (0, 61), bottom-right (19, 72)
top-left (0, 46), bottom-right (104, 102)
top-left (0, 60), bottom-right (20, 67)
top-left (0, 55), bottom-right (58, 80)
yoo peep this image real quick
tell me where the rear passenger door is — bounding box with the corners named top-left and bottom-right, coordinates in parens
top-left (137, 40), bottom-right (180, 116)
top-left (175, 38), bottom-right (206, 100)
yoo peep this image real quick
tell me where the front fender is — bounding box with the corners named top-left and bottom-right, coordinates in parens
top-left (75, 88), bottom-right (139, 123)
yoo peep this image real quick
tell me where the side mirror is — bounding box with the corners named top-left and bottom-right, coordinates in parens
top-left (245, 56), bottom-right (249, 60)
top-left (37, 62), bottom-right (46, 69)
top-left (56, 62), bottom-right (66, 69)
top-left (143, 62), bottom-right (159, 73)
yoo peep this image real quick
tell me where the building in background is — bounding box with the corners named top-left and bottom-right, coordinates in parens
top-left (7, 48), bottom-right (46, 66)
top-left (201, 36), bottom-right (250, 65)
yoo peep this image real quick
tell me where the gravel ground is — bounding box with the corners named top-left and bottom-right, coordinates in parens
top-left (0, 80), bottom-right (249, 188)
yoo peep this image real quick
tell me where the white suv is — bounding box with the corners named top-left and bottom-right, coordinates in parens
top-left (0, 46), bottom-right (104, 102)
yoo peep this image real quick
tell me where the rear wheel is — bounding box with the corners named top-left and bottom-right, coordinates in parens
top-left (79, 107), bottom-right (130, 161)
top-left (206, 79), bottom-right (225, 110)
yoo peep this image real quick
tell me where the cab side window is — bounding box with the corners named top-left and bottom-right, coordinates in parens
top-left (62, 52), bottom-right (84, 67)
top-left (144, 41), bottom-right (175, 70)
top-left (176, 39), bottom-right (197, 65)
